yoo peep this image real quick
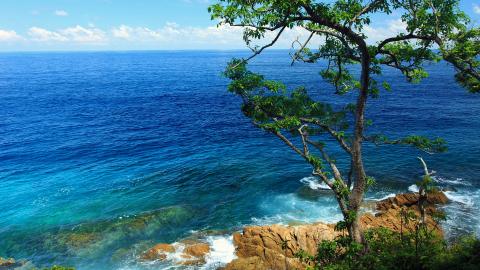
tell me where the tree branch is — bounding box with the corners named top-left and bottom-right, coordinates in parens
top-left (300, 117), bottom-right (352, 155)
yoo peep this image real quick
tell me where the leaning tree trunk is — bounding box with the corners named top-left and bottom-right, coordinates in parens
top-left (347, 45), bottom-right (370, 244)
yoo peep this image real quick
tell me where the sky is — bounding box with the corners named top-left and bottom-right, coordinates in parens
top-left (0, 0), bottom-right (479, 51)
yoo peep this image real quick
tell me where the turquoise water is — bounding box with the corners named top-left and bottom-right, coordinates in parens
top-left (0, 51), bottom-right (479, 269)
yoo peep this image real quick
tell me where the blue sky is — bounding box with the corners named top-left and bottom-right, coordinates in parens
top-left (0, 0), bottom-right (479, 51)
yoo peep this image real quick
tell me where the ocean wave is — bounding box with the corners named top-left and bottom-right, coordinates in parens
top-left (444, 191), bottom-right (476, 207)
top-left (299, 176), bottom-right (331, 190)
top-left (431, 176), bottom-right (470, 186)
top-left (253, 192), bottom-right (343, 225)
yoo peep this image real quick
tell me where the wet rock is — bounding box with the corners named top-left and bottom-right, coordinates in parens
top-left (182, 243), bottom-right (210, 258)
top-left (141, 240), bottom-right (211, 266)
top-left (141, 243), bottom-right (175, 261)
top-left (178, 242), bottom-right (210, 266)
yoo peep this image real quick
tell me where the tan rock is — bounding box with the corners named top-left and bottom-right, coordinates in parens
top-left (363, 191), bottom-right (448, 235)
top-left (221, 256), bottom-right (267, 270)
top-left (226, 223), bottom-right (338, 270)
top-left (141, 243), bottom-right (175, 261)
top-left (183, 243), bottom-right (210, 258)
top-left (226, 192), bottom-right (449, 269)
top-left (179, 242), bottom-right (210, 265)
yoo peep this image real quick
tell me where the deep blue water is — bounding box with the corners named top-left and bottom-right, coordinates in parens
top-left (0, 51), bottom-right (479, 269)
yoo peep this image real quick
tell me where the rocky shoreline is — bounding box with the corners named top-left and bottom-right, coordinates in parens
top-left (138, 191), bottom-right (449, 270)
top-left (1, 191), bottom-right (449, 270)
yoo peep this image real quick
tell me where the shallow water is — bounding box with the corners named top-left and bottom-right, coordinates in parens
top-left (0, 51), bottom-right (479, 269)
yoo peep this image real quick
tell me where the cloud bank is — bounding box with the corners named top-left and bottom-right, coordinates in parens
top-left (0, 19), bottom-right (412, 50)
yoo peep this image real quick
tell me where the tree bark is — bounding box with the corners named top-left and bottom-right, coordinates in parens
top-left (347, 41), bottom-right (370, 244)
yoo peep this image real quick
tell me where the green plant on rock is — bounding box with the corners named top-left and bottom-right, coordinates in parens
top-left (210, 0), bottom-right (479, 244)
top-left (41, 266), bottom-right (75, 270)
top-left (297, 227), bottom-right (479, 270)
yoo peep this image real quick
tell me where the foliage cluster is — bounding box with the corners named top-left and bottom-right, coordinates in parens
top-left (296, 228), bottom-right (480, 270)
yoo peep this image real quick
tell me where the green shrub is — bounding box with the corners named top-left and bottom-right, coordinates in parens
top-left (297, 228), bottom-right (479, 270)
top-left (41, 266), bottom-right (75, 270)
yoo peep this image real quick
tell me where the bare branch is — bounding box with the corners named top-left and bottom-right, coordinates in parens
top-left (298, 124), bottom-right (310, 156)
top-left (290, 31), bottom-right (315, 65)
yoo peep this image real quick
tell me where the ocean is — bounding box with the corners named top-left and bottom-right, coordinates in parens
top-left (0, 51), bottom-right (479, 269)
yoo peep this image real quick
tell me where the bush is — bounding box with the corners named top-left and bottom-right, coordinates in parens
top-left (296, 228), bottom-right (479, 270)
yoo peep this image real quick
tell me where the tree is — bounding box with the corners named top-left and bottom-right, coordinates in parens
top-left (209, 0), bottom-right (479, 243)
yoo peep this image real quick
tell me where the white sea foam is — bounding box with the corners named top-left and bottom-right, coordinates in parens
top-left (254, 192), bottom-right (343, 225)
top-left (300, 176), bottom-right (331, 190)
top-left (408, 184), bottom-right (419, 193)
top-left (432, 176), bottom-right (470, 186)
top-left (376, 193), bottom-right (397, 201)
top-left (134, 235), bottom-right (237, 270)
top-left (202, 235), bottom-right (237, 269)
top-left (444, 191), bottom-right (475, 206)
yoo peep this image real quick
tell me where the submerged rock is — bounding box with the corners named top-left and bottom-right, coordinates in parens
top-left (0, 257), bottom-right (16, 268)
top-left (43, 205), bottom-right (192, 256)
top-left (0, 257), bottom-right (33, 270)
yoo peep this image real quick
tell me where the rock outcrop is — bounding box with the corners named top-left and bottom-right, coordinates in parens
top-left (222, 192), bottom-right (448, 270)
top-left (375, 191), bottom-right (448, 212)
top-left (362, 191), bottom-right (448, 233)
top-left (141, 192), bottom-right (449, 270)
top-left (223, 223), bottom-right (338, 270)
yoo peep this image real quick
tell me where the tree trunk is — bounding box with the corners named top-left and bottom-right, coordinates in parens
top-left (348, 42), bottom-right (370, 244)
top-left (349, 216), bottom-right (364, 244)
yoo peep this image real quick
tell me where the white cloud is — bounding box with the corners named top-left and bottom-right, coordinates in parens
top-left (364, 19), bottom-right (407, 43)
top-left (474, 4), bottom-right (480, 14)
top-left (0, 29), bottom-right (22, 41)
top-left (28, 27), bottom-right (68, 42)
top-left (110, 23), bottom-right (318, 49)
top-left (61, 25), bottom-right (106, 43)
top-left (2, 19), bottom-right (413, 50)
top-left (28, 26), bottom-right (106, 43)
top-left (55, 10), bottom-right (68, 16)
